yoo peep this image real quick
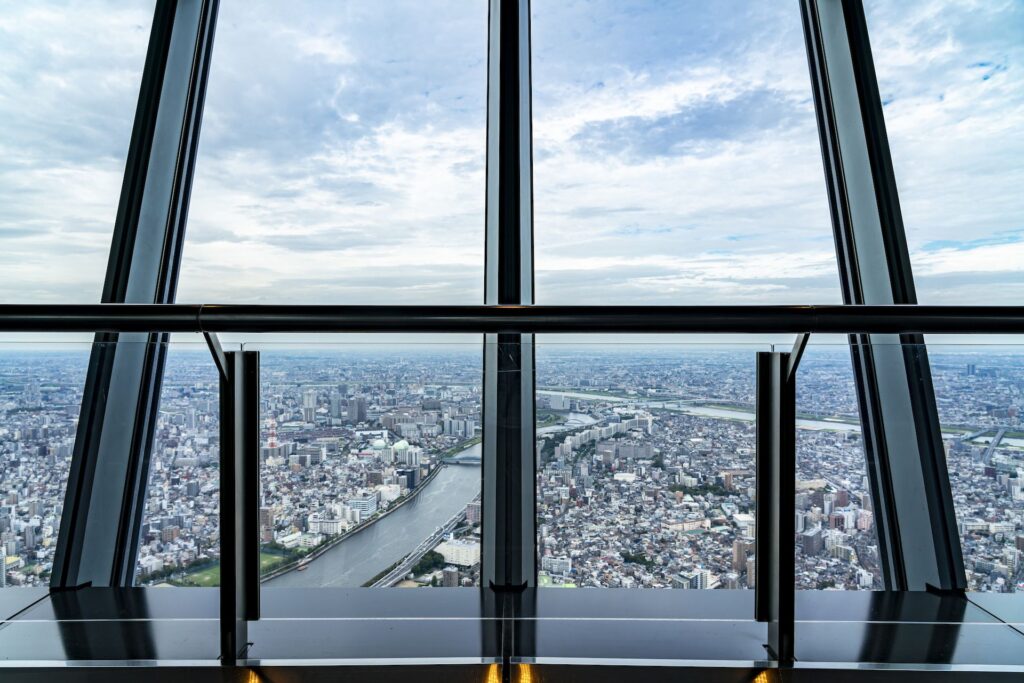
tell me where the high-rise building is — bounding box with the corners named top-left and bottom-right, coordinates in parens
top-left (732, 538), bottom-right (754, 573)
top-left (802, 528), bottom-right (824, 556)
top-left (347, 397), bottom-right (367, 424)
top-left (465, 501), bottom-right (482, 526)
top-left (673, 569), bottom-right (710, 590)
top-left (346, 492), bottom-right (379, 520)
top-left (329, 393), bottom-right (344, 419)
top-left (435, 539), bottom-right (480, 568)
top-left (302, 389), bottom-right (317, 423)
top-left (541, 556), bottom-right (572, 576)
top-left (396, 467), bottom-right (419, 490)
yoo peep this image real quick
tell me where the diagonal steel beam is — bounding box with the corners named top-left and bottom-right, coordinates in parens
top-left (52, 0), bottom-right (219, 588)
top-left (801, 0), bottom-right (965, 590)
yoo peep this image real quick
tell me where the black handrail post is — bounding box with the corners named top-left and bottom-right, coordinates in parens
top-left (755, 347), bottom-right (799, 665)
top-left (217, 349), bottom-right (260, 664)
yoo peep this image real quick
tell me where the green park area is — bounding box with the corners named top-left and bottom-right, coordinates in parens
top-left (441, 435), bottom-right (482, 459)
top-left (169, 551), bottom-right (293, 587)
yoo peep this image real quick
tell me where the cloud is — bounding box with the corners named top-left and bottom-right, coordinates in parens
top-left (0, 1), bottom-right (150, 304)
top-left (567, 88), bottom-right (804, 162)
top-left (864, 0), bottom-right (1024, 302)
top-left (531, 0), bottom-right (1023, 305)
top-left (293, 33), bottom-right (354, 66)
top-left (1, 0), bottom-right (1019, 310)
top-left (531, 1), bottom-right (839, 304)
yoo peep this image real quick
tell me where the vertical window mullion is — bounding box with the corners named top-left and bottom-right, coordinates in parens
top-left (482, 0), bottom-right (536, 590)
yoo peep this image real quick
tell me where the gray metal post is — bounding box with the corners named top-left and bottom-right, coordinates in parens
top-left (800, 0), bottom-right (965, 591)
top-left (52, 0), bottom-right (219, 588)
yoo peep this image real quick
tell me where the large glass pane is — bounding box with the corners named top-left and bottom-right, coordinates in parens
top-left (795, 344), bottom-right (882, 590)
top-left (536, 341), bottom-right (764, 588)
top-left (928, 343), bottom-right (1024, 593)
top-left (179, 1), bottom-right (487, 304)
top-left (0, 343), bottom-right (89, 588)
top-left (0, 1), bottom-right (152, 304)
top-left (864, 0), bottom-right (1024, 304)
top-left (135, 344), bottom-right (221, 586)
top-left (531, 1), bottom-right (838, 304)
top-left (256, 341), bottom-right (482, 588)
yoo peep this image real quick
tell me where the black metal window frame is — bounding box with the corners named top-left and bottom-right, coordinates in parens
top-left (14, 0), bottom-right (994, 628)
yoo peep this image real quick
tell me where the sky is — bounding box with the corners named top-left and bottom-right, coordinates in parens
top-left (0, 0), bottom-right (1020, 309)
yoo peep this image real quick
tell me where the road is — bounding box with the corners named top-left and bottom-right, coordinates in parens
top-left (370, 505), bottom-right (470, 587)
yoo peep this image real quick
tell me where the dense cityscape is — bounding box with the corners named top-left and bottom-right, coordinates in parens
top-left (1, 344), bottom-right (1021, 592)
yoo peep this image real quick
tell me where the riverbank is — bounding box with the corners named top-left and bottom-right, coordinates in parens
top-left (441, 434), bottom-right (481, 459)
top-left (262, 439), bottom-right (480, 583)
top-left (265, 457), bottom-right (481, 587)
top-left (261, 463), bottom-right (443, 581)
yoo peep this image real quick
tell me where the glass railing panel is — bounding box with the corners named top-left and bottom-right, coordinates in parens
top-left (535, 339), bottom-right (770, 589)
top-left (926, 342), bottom-right (1024, 593)
top-left (135, 341), bottom-right (224, 587)
top-left (0, 341), bottom-right (89, 589)
top-left (3, 333), bottom-right (1020, 669)
top-left (251, 340), bottom-right (482, 589)
top-left (791, 339), bottom-right (1023, 665)
top-left (794, 342), bottom-right (882, 590)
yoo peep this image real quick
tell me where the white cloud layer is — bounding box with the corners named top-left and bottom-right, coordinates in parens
top-left (0, 0), bottom-right (1019, 307)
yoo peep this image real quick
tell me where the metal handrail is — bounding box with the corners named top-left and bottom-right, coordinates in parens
top-left (0, 304), bottom-right (1023, 334)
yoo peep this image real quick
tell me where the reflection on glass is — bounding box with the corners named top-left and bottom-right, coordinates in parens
top-left (536, 345), bottom-right (758, 588)
top-left (0, 1), bottom-right (152, 303)
top-left (795, 346), bottom-right (882, 590)
top-left (256, 345), bottom-right (481, 588)
top-left (930, 346), bottom-right (1023, 592)
top-left (532, 1), bottom-right (837, 304)
top-left (180, 0), bottom-right (487, 304)
top-left (864, 0), bottom-right (1024, 305)
top-left (794, 342), bottom-right (1024, 593)
top-left (0, 345), bottom-right (89, 587)
top-left (136, 346), bottom-right (220, 586)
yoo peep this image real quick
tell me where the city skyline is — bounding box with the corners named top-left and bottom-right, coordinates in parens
top-left (2, 345), bottom-right (1020, 592)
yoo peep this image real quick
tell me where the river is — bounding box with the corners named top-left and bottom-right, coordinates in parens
top-left (537, 411), bottom-right (597, 435)
top-left (537, 390), bottom-right (994, 440)
top-left (265, 443), bottom-right (481, 588)
top-left (537, 389), bottom-right (861, 432)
